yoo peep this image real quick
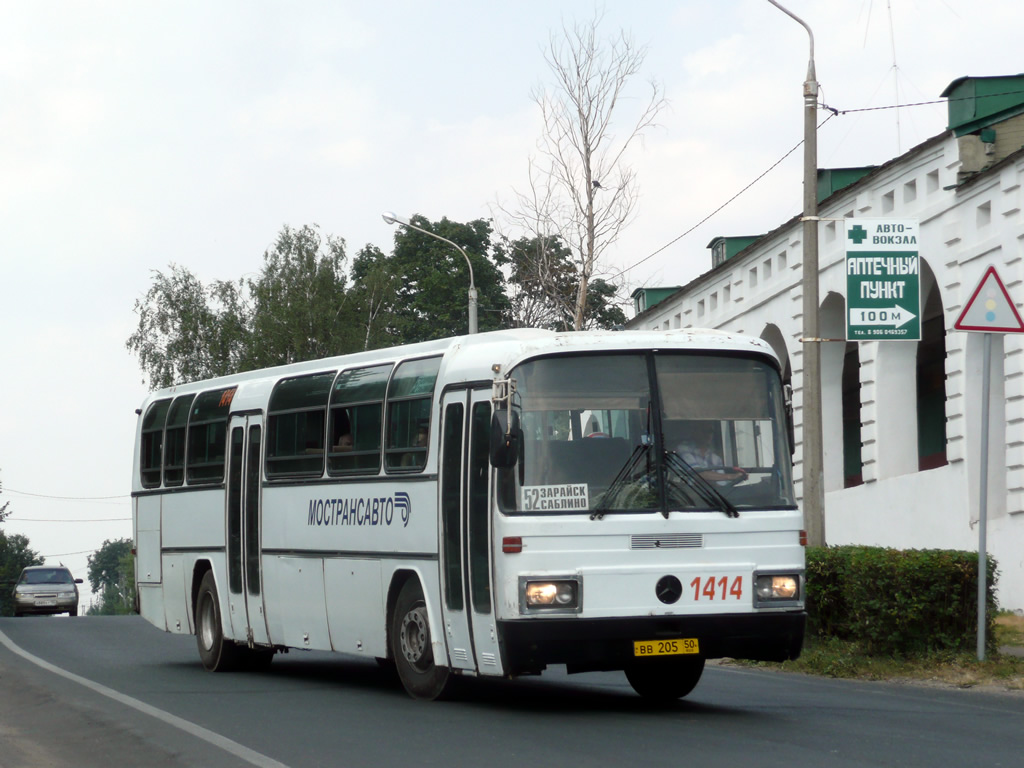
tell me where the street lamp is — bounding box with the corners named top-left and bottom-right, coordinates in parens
top-left (766, 0), bottom-right (825, 547)
top-left (382, 211), bottom-right (478, 335)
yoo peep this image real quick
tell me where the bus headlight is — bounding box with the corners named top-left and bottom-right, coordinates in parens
top-left (519, 577), bottom-right (581, 614)
top-left (754, 573), bottom-right (801, 606)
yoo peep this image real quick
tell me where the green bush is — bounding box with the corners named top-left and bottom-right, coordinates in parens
top-left (805, 546), bottom-right (997, 657)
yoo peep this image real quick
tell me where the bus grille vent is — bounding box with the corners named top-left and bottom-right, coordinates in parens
top-left (631, 533), bottom-right (703, 550)
top-left (452, 648), bottom-right (469, 662)
top-left (481, 652), bottom-right (498, 667)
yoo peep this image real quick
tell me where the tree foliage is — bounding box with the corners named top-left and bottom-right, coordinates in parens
top-left (86, 538), bottom-right (136, 616)
top-left (246, 225), bottom-right (357, 368)
top-left (127, 220), bottom-right (516, 391)
top-left (497, 234), bottom-right (626, 330)
top-left (0, 480), bottom-right (45, 616)
top-left (385, 216), bottom-right (510, 343)
top-left (128, 225), bottom-right (362, 389)
top-left (126, 265), bottom-right (248, 389)
top-left (347, 245), bottom-right (400, 350)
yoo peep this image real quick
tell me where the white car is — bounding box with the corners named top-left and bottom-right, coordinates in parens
top-left (12, 566), bottom-right (82, 617)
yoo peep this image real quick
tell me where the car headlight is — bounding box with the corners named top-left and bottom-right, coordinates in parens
top-left (59, 592), bottom-right (76, 599)
top-left (754, 573), bottom-right (801, 606)
top-left (520, 577), bottom-right (581, 614)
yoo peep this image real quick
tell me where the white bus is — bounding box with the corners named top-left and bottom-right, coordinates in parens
top-left (132, 328), bottom-right (805, 700)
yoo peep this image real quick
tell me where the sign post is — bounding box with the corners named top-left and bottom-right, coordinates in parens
top-left (845, 219), bottom-right (921, 341)
top-left (953, 265), bottom-right (1024, 660)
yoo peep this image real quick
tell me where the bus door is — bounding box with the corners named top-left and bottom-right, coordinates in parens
top-left (438, 389), bottom-right (504, 676)
top-left (226, 414), bottom-right (270, 647)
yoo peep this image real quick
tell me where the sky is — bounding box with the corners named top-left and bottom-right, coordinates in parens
top-left (2, 0), bottom-right (1023, 608)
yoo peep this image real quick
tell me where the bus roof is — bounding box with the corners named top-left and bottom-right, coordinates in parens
top-left (136, 327), bottom-right (780, 408)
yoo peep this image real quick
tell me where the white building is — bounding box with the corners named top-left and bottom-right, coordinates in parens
top-left (628, 75), bottom-right (1024, 610)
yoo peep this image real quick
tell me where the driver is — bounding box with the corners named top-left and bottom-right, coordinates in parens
top-left (674, 421), bottom-right (746, 484)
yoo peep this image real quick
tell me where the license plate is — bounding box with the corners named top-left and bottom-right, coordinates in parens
top-left (633, 638), bottom-right (699, 657)
top-left (36, 600), bottom-right (57, 607)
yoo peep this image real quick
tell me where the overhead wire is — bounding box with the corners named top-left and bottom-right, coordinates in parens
top-left (2, 487), bottom-right (129, 501)
top-left (614, 87), bottom-right (1024, 283)
top-left (10, 517), bottom-right (131, 523)
top-left (609, 111), bottom-right (837, 282)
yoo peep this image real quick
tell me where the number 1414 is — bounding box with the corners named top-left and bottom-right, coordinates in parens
top-left (691, 575), bottom-right (743, 601)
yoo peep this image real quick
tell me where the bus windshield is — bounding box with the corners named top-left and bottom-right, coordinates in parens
top-left (498, 352), bottom-right (796, 515)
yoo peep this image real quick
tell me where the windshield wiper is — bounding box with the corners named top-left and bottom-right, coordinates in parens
top-left (590, 443), bottom-right (651, 520)
top-left (592, 444), bottom-right (740, 520)
top-left (664, 451), bottom-right (740, 518)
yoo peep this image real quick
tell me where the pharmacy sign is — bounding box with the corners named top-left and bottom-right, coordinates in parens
top-left (845, 218), bottom-right (921, 341)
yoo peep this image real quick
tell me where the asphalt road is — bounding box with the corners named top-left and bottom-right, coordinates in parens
top-left (1, 616), bottom-right (1022, 768)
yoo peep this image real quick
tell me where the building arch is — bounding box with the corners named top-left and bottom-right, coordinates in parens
top-left (842, 341), bottom-right (863, 487)
top-left (820, 292), bottom-right (848, 491)
top-left (759, 324), bottom-right (791, 389)
top-left (917, 259), bottom-right (948, 470)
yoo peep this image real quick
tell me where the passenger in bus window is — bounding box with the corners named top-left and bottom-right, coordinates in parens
top-left (402, 425), bottom-right (429, 467)
top-left (332, 410), bottom-right (353, 452)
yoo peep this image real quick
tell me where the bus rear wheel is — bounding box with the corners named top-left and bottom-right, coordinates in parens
top-left (391, 579), bottom-right (452, 700)
top-left (625, 656), bottom-right (705, 701)
top-left (195, 571), bottom-right (241, 672)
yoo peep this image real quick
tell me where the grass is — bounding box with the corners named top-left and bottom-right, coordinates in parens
top-left (733, 614), bottom-right (1024, 692)
top-left (997, 612), bottom-right (1024, 646)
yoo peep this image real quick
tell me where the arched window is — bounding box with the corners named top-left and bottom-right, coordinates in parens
top-left (759, 324), bottom-right (791, 390)
top-left (820, 292), bottom-right (848, 492)
top-left (842, 342), bottom-right (863, 487)
top-left (917, 262), bottom-right (947, 470)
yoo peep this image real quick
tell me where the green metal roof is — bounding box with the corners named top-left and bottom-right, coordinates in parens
top-left (817, 167), bottom-right (877, 203)
top-left (631, 286), bottom-right (681, 314)
top-left (941, 74), bottom-right (1024, 137)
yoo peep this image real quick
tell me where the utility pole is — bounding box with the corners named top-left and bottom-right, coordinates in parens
top-left (767, 0), bottom-right (825, 546)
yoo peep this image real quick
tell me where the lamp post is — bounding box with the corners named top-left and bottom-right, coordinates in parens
top-left (382, 211), bottom-right (478, 335)
top-left (766, 0), bottom-right (825, 547)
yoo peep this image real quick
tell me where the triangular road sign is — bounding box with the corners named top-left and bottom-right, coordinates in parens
top-left (954, 266), bottom-right (1024, 333)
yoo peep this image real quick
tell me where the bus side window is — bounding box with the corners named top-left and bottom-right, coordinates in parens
top-left (328, 364), bottom-right (392, 475)
top-left (163, 393), bottom-right (195, 487)
top-left (186, 386), bottom-right (237, 485)
top-left (140, 398), bottom-right (171, 488)
top-left (385, 357), bottom-right (442, 472)
top-left (266, 372), bottom-right (334, 479)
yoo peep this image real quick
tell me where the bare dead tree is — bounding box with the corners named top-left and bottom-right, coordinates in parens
top-left (520, 13), bottom-right (666, 329)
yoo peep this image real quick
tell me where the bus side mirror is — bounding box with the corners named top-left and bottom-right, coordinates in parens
top-left (490, 410), bottom-right (521, 468)
top-left (784, 384), bottom-right (795, 456)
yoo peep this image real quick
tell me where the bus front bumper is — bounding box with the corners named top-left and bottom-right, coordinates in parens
top-left (498, 611), bottom-right (806, 676)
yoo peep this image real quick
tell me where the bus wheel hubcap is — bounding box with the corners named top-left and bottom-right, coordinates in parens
top-left (200, 598), bottom-right (216, 650)
top-left (400, 607), bottom-right (429, 667)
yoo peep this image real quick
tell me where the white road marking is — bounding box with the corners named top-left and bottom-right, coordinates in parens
top-left (0, 628), bottom-right (290, 768)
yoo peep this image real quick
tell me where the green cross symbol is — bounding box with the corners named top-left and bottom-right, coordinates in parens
top-left (848, 224), bottom-right (868, 245)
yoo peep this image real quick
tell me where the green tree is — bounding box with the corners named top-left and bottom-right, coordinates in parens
top-left (497, 234), bottom-right (627, 330)
top-left (0, 479), bottom-right (45, 616)
top-left (86, 538), bottom-right (135, 615)
top-left (128, 224), bottom-right (363, 390)
top-left (126, 265), bottom-right (251, 389)
top-left (583, 278), bottom-right (627, 330)
top-left (385, 216), bottom-right (510, 343)
top-left (246, 224), bottom-right (360, 367)
top-left (496, 234), bottom-right (576, 329)
top-left (349, 244), bottom-right (402, 350)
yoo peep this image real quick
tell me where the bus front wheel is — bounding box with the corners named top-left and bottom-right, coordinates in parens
top-left (391, 579), bottom-right (452, 700)
top-left (195, 571), bottom-right (241, 672)
top-left (625, 656), bottom-right (705, 701)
